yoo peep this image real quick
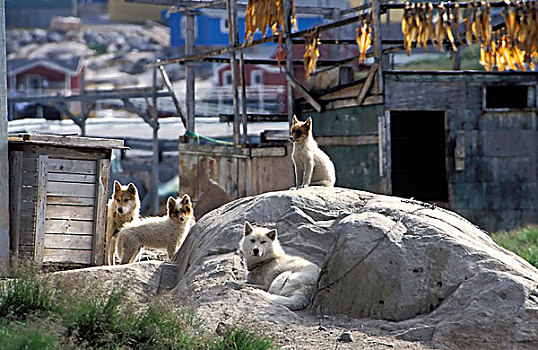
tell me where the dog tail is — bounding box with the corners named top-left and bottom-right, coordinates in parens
top-left (254, 289), bottom-right (312, 310)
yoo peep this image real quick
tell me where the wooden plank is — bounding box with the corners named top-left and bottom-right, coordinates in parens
top-left (92, 159), bottom-right (110, 266)
top-left (47, 196), bottom-right (96, 206)
top-left (47, 173), bottom-right (97, 184)
top-left (44, 234), bottom-right (93, 250)
top-left (45, 219), bottom-right (94, 234)
top-left (47, 181), bottom-right (96, 198)
top-left (285, 71), bottom-right (322, 113)
top-left (356, 62), bottom-right (378, 105)
top-left (316, 135), bottom-right (379, 146)
top-left (35, 155), bottom-right (48, 264)
top-left (47, 158), bottom-right (97, 175)
top-left (384, 110), bottom-right (392, 194)
top-left (22, 157), bottom-right (38, 172)
top-left (20, 144), bottom-right (112, 162)
top-left (43, 249), bottom-right (92, 264)
top-left (22, 172), bottom-right (37, 186)
top-left (11, 133), bottom-right (125, 150)
top-left (9, 151), bottom-right (24, 259)
top-left (46, 205), bottom-right (95, 221)
top-left (21, 187), bottom-right (37, 202)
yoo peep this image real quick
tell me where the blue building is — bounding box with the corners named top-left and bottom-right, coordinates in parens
top-left (163, 9), bottom-right (324, 48)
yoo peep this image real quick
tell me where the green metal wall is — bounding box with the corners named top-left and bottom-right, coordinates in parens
top-left (299, 104), bottom-right (386, 194)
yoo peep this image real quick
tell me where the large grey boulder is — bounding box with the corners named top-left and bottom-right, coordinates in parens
top-left (171, 187), bottom-right (538, 349)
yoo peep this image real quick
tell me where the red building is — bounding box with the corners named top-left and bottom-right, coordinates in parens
top-left (7, 57), bottom-right (84, 96)
top-left (7, 57), bottom-right (84, 120)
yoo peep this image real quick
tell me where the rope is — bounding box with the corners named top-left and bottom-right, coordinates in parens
top-left (183, 130), bottom-right (235, 146)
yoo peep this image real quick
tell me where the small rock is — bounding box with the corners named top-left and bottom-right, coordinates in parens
top-left (215, 321), bottom-right (229, 336)
top-left (318, 325), bottom-right (327, 331)
top-left (337, 331), bottom-right (354, 342)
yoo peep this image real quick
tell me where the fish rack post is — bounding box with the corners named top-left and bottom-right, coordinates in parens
top-left (151, 67), bottom-right (160, 215)
top-left (227, 0), bottom-right (241, 146)
top-left (372, 0), bottom-right (383, 95)
top-left (283, 0), bottom-right (295, 124)
top-left (185, 11), bottom-right (196, 145)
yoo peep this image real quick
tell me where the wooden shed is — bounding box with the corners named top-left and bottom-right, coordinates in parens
top-left (8, 134), bottom-right (125, 267)
top-left (178, 143), bottom-right (294, 203)
top-left (298, 71), bottom-right (538, 233)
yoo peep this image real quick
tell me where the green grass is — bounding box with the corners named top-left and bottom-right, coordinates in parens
top-left (492, 225), bottom-right (538, 268)
top-left (214, 325), bottom-right (275, 350)
top-left (396, 46), bottom-right (484, 71)
top-left (0, 264), bottom-right (276, 350)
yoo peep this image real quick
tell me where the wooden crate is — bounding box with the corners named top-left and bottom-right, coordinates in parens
top-left (8, 134), bottom-right (125, 266)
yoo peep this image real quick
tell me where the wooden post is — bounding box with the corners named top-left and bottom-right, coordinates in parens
top-left (35, 155), bottom-right (48, 265)
top-left (372, 0), bottom-right (383, 95)
top-left (8, 151), bottom-right (23, 261)
top-left (283, 0), bottom-right (294, 124)
top-left (0, 0), bottom-right (10, 274)
top-left (227, 0), bottom-right (240, 145)
top-left (185, 12), bottom-right (196, 144)
top-left (239, 50), bottom-right (248, 146)
top-left (92, 158), bottom-right (109, 265)
top-left (151, 67), bottom-right (160, 214)
top-left (80, 69), bottom-right (87, 136)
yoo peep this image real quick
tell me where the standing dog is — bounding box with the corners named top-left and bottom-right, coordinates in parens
top-left (116, 195), bottom-right (194, 264)
top-left (105, 181), bottom-right (140, 265)
top-left (290, 115), bottom-right (336, 188)
top-left (239, 221), bottom-right (320, 310)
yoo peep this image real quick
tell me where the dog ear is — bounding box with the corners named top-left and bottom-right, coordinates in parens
top-left (167, 196), bottom-right (177, 213)
top-left (114, 180), bottom-right (121, 193)
top-left (181, 194), bottom-right (191, 205)
top-left (244, 221), bottom-right (254, 236)
top-left (127, 183), bottom-right (137, 195)
top-left (305, 117), bottom-right (312, 129)
top-left (292, 114), bottom-right (299, 124)
top-left (266, 229), bottom-right (277, 241)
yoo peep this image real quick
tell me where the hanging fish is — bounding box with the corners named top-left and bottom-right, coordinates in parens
top-left (464, 2), bottom-right (475, 53)
top-left (434, 2), bottom-right (447, 52)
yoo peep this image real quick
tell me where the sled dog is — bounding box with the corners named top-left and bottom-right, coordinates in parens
top-left (105, 181), bottom-right (140, 265)
top-left (239, 221), bottom-right (320, 310)
top-left (116, 195), bottom-right (194, 264)
top-left (290, 115), bottom-right (336, 189)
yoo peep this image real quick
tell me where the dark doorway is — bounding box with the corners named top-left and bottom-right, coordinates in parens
top-left (390, 111), bottom-right (448, 202)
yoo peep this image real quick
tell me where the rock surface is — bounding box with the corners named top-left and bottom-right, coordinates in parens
top-left (171, 187), bottom-right (538, 349)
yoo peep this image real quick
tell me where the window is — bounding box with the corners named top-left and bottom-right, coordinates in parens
top-left (251, 70), bottom-right (263, 85)
top-left (26, 75), bottom-right (42, 92)
top-left (390, 111), bottom-right (448, 202)
top-left (222, 71), bottom-right (232, 85)
top-left (485, 85), bottom-right (529, 109)
top-left (220, 18), bottom-right (229, 33)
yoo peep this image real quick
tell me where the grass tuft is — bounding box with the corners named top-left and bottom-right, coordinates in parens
top-left (0, 264), bottom-right (55, 321)
top-left (214, 324), bottom-right (276, 350)
top-left (0, 264), bottom-right (276, 349)
top-left (492, 225), bottom-right (538, 268)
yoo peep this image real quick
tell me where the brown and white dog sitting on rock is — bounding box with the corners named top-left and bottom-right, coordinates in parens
top-left (105, 181), bottom-right (140, 265)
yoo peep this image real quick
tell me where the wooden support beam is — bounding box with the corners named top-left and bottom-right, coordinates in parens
top-left (372, 0), bottom-right (383, 95)
top-left (185, 12), bottom-right (196, 144)
top-left (130, 0), bottom-right (339, 16)
top-left (356, 62), bottom-right (378, 106)
top-left (145, 13), bottom-right (364, 69)
top-left (227, 0), bottom-right (240, 146)
top-left (157, 63), bottom-right (187, 129)
top-left (9, 88), bottom-right (169, 104)
top-left (285, 72), bottom-right (322, 113)
top-left (151, 68), bottom-right (160, 215)
top-left (120, 99), bottom-right (158, 128)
